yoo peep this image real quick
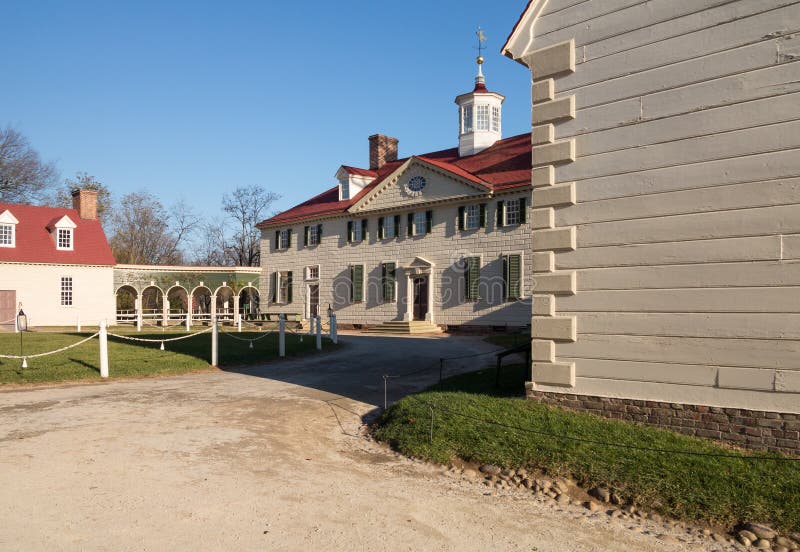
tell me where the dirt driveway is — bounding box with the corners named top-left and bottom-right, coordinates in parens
top-left (0, 335), bottom-right (688, 551)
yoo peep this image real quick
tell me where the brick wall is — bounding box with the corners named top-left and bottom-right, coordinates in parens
top-left (527, 390), bottom-right (800, 456)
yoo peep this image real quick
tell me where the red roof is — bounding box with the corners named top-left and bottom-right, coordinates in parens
top-left (259, 133), bottom-right (531, 227)
top-left (0, 203), bottom-right (115, 266)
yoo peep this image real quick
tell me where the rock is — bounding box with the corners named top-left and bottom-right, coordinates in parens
top-left (711, 533), bottom-right (725, 542)
top-left (744, 524), bottom-right (778, 541)
top-left (536, 478), bottom-right (552, 490)
top-left (776, 537), bottom-right (794, 548)
top-left (774, 546), bottom-right (789, 552)
top-left (479, 464), bottom-right (501, 476)
top-left (585, 501), bottom-right (600, 512)
top-left (656, 535), bottom-right (680, 545)
top-left (753, 538), bottom-right (772, 550)
top-left (609, 509), bottom-right (623, 518)
top-left (701, 529), bottom-right (712, 536)
top-left (556, 494), bottom-right (570, 505)
top-left (589, 486), bottom-right (611, 503)
top-left (740, 530), bottom-right (758, 543)
top-left (738, 535), bottom-right (752, 547)
top-left (501, 468), bottom-right (515, 478)
top-left (621, 505), bottom-right (636, 515)
top-left (462, 469), bottom-right (478, 479)
top-left (611, 492), bottom-right (623, 505)
top-left (522, 478), bottom-right (533, 489)
top-left (649, 513), bottom-right (662, 523)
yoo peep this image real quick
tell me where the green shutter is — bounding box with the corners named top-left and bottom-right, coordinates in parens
top-left (466, 257), bottom-right (480, 301)
top-left (361, 219), bottom-right (368, 241)
top-left (382, 262), bottom-right (396, 302)
top-left (351, 265), bottom-right (364, 302)
top-left (317, 224), bottom-right (323, 241)
top-left (458, 206), bottom-right (465, 231)
top-left (270, 272), bottom-right (277, 302)
top-left (425, 210), bottom-right (433, 234)
top-left (274, 230), bottom-right (280, 249)
top-left (393, 215), bottom-right (401, 237)
top-left (378, 217), bottom-right (385, 239)
top-left (347, 221), bottom-right (353, 243)
top-left (304, 226), bottom-right (309, 247)
top-left (506, 254), bottom-right (521, 300)
top-left (407, 213), bottom-right (414, 236)
top-left (519, 198), bottom-right (527, 224)
top-left (479, 204), bottom-right (486, 228)
top-left (286, 229), bottom-right (292, 248)
top-left (287, 271), bottom-right (293, 303)
top-left (496, 201), bottom-right (504, 228)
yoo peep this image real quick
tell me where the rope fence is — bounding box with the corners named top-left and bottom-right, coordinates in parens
top-left (0, 332), bottom-right (100, 360)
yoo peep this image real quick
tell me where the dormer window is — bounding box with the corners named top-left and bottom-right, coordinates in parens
top-left (341, 180), bottom-right (350, 200)
top-left (0, 210), bottom-right (18, 248)
top-left (57, 228), bottom-right (73, 250)
top-left (462, 106), bottom-right (473, 133)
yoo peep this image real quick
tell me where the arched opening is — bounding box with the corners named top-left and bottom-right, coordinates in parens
top-left (239, 287), bottom-right (260, 320)
top-left (166, 285), bottom-right (188, 325)
top-left (215, 286), bottom-right (235, 322)
top-left (116, 285), bottom-right (138, 324)
top-left (192, 286), bottom-right (212, 323)
top-left (141, 286), bottom-right (164, 325)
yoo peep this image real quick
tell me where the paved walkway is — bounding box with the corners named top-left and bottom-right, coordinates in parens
top-left (0, 335), bottom-right (686, 551)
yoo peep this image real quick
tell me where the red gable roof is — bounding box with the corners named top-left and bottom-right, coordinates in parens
top-left (259, 133), bottom-right (531, 227)
top-left (0, 203), bottom-right (115, 266)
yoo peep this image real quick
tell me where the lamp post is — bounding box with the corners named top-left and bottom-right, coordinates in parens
top-left (16, 304), bottom-right (27, 368)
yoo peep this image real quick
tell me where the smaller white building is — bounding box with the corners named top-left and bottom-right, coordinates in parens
top-left (0, 190), bottom-right (116, 327)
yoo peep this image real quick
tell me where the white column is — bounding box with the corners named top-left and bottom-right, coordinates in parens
top-left (211, 316), bottom-right (218, 366)
top-left (136, 297), bottom-right (142, 332)
top-left (186, 294), bottom-right (192, 330)
top-left (233, 295), bottom-right (241, 326)
top-left (163, 299), bottom-right (170, 327)
top-left (316, 315), bottom-right (322, 350)
top-left (426, 270), bottom-right (435, 323)
top-left (278, 314), bottom-right (286, 357)
top-left (99, 320), bottom-right (109, 378)
top-left (210, 295), bottom-right (217, 324)
top-left (404, 274), bottom-right (413, 321)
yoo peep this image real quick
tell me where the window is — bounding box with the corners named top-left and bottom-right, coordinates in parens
top-left (379, 215), bottom-right (399, 239)
top-left (350, 264), bottom-right (364, 302)
top-left (491, 106), bottom-right (500, 132)
top-left (381, 262), bottom-right (396, 302)
top-left (60, 276), bottom-right (73, 306)
top-left (462, 106), bottom-right (473, 133)
top-left (496, 198), bottom-right (526, 228)
top-left (464, 257), bottom-right (480, 301)
top-left (306, 265), bottom-right (319, 280)
top-left (458, 204), bottom-right (486, 231)
top-left (57, 228), bottom-right (72, 250)
top-left (503, 254), bottom-right (522, 301)
top-left (476, 105), bottom-right (489, 131)
top-left (414, 211), bottom-right (426, 235)
top-left (274, 229), bottom-right (292, 250)
top-left (407, 211), bottom-right (432, 236)
top-left (341, 180), bottom-right (350, 200)
top-left (347, 219), bottom-right (367, 243)
top-left (304, 224), bottom-right (322, 247)
top-left (0, 224), bottom-right (13, 247)
top-left (271, 271), bottom-right (293, 303)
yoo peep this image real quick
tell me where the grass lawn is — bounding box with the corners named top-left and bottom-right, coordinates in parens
top-left (0, 327), bottom-right (334, 384)
top-left (374, 363), bottom-right (800, 532)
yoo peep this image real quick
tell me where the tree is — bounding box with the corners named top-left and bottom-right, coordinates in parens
top-left (0, 126), bottom-right (59, 204)
top-left (53, 171), bottom-right (112, 225)
top-left (109, 191), bottom-right (199, 265)
top-left (193, 220), bottom-right (228, 266)
top-left (221, 185), bottom-right (280, 266)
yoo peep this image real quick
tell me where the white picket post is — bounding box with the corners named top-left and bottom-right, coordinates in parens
top-left (316, 315), bottom-right (322, 350)
top-left (77, 314), bottom-right (81, 332)
top-left (330, 313), bottom-right (337, 345)
top-left (278, 314), bottom-right (286, 357)
top-left (99, 320), bottom-right (109, 378)
top-left (308, 315), bottom-right (314, 335)
top-left (211, 316), bottom-right (218, 367)
top-left (237, 316), bottom-right (242, 333)
top-left (136, 300), bottom-right (142, 333)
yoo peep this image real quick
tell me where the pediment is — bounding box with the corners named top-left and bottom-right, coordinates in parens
top-left (408, 256), bottom-right (434, 268)
top-left (350, 157), bottom-right (490, 213)
top-left (50, 215), bottom-right (77, 230)
top-left (0, 210), bottom-right (19, 224)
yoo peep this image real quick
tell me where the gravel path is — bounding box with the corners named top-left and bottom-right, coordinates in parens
top-left (0, 334), bottom-right (706, 551)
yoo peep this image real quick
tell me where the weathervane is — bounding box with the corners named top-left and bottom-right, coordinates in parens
top-left (475, 27), bottom-right (487, 62)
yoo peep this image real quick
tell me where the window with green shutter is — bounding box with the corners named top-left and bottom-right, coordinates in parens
top-left (270, 272), bottom-right (277, 302)
top-left (382, 262), bottom-right (396, 302)
top-left (503, 254), bottom-right (521, 301)
top-left (351, 264), bottom-right (364, 302)
top-left (465, 256), bottom-right (480, 301)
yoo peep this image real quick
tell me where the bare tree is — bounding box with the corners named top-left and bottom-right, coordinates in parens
top-left (222, 185), bottom-right (280, 266)
top-left (0, 126), bottom-right (59, 204)
top-left (53, 171), bottom-right (113, 225)
top-left (109, 191), bottom-right (199, 265)
top-left (193, 220), bottom-right (228, 266)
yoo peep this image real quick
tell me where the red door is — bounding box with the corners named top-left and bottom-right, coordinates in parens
top-left (0, 290), bottom-right (16, 326)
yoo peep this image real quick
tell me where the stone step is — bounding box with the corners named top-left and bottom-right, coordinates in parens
top-left (364, 321), bottom-right (444, 335)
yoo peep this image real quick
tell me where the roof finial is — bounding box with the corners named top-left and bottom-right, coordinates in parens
top-left (474, 27), bottom-right (487, 90)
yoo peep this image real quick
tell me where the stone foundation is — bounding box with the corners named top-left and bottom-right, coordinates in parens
top-left (526, 390), bottom-right (800, 456)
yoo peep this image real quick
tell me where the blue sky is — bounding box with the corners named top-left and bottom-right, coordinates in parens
top-left (2, 1), bottom-right (530, 220)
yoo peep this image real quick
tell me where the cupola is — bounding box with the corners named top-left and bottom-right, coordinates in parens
top-left (455, 30), bottom-right (505, 157)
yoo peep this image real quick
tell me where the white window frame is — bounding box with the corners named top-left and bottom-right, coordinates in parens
top-left (0, 223), bottom-right (14, 247)
top-left (462, 106), bottom-right (473, 133)
top-left (383, 215), bottom-right (396, 239)
top-left (465, 204), bottom-right (480, 230)
top-left (0, 210), bottom-right (19, 248)
top-left (491, 106), bottom-right (500, 132)
top-left (277, 271), bottom-right (292, 303)
top-left (476, 105), bottom-right (489, 131)
top-left (413, 211), bottom-right (427, 236)
top-left (353, 220), bottom-right (363, 242)
top-left (57, 228), bottom-right (73, 251)
top-left (309, 224), bottom-right (320, 246)
top-left (306, 265), bottom-right (320, 281)
top-left (60, 276), bottom-right (73, 306)
top-left (341, 180), bottom-right (350, 201)
top-left (505, 198), bottom-right (521, 226)
top-left (279, 229), bottom-right (290, 250)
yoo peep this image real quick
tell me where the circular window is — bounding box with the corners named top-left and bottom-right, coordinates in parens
top-left (406, 175), bottom-right (427, 193)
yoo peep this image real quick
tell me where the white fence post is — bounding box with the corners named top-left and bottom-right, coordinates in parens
top-left (237, 316), bottom-right (242, 333)
top-left (279, 314), bottom-right (286, 357)
top-left (316, 315), bottom-right (322, 350)
top-left (77, 314), bottom-right (81, 332)
top-left (211, 315), bottom-right (218, 367)
top-left (308, 315), bottom-right (314, 335)
top-left (330, 313), bottom-right (337, 345)
top-left (99, 320), bottom-right (109, 378)
top-left (136, 299), bottom-right (142, 333)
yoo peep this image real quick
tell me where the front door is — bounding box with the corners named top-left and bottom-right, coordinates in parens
top-left (412, 277), bottom-right (428, 321)
top-left (309, 284), bottom-right (319, 318)
top-left (0, 290), bottom-right (15, 327)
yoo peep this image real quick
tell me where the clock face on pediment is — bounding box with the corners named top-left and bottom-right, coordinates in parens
top-left (405, 175), bottom-right (427, 195)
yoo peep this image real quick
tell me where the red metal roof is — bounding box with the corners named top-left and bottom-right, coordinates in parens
top-left (0, 203), bottom-right (116, 266)
top-left (259, 133), bottom-right (531, 227)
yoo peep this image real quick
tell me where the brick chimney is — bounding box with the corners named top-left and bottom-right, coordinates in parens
top-left (368, 134), bottom-right (399, 171)
top-left (71, 189), bottom-right (98, 220)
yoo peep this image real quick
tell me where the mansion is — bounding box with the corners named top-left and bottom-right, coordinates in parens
top-left (257, 61), bottom-right (533, 330)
